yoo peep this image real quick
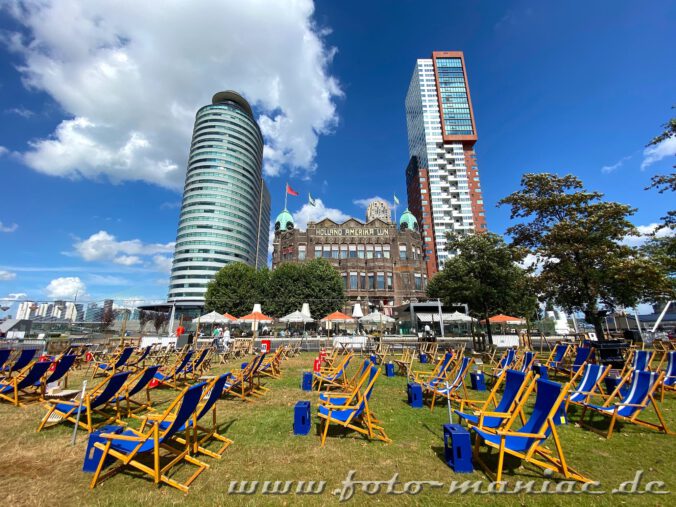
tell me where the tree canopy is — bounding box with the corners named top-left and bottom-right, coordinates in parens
top-left (499, 173), bottom-right (673, 339)
top-left (204, 263), bottom-right (269, 317)
top-left (645, 112), bottom-right (675, 230)
top-left (205, 259), bottom-right (345, 318)
top-left (426, 232), bottom-right (537, 344)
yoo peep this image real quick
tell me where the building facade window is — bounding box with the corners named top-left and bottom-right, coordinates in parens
top-left (298, 245), bottom-right (306, 260)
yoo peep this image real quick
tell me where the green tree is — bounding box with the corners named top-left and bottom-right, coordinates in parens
top-left (204, 263), bottom-right (269, 316)
top-left (499, 173), bottom-right (673, 340)
top-left (645, 111), bottom-right (675, 230)
top-left (426, 232), bottom-right (535, 345)
top-left (265, 259), bottom-right (345, 318)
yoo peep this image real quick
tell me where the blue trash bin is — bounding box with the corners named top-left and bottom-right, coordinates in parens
top-left (420, 353), bottom-right (428, 364)
top-left (294, 401), bottom-right (311, 435)
top-left (83, 424), bottom-right (124, 473)
top-left (443, 424), bottom-right (473, 473)
top-left (385, 362), bottom-right (395, 377)
top-left (407, 382), bottom-right (423, 408)
top-left (301, 371), bottom-right (313, 391)
top-left (470, 371), bottom-right (486, 391)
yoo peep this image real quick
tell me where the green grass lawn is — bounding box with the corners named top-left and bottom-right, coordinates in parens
top-left (0, 352), bottom-right (674, 506)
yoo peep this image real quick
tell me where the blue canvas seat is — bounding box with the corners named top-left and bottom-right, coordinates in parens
top-left (488, 348), bottom-right (517, 381)
top-left (313, 352), bottom-right (353, 390)
top-left (0, 360), bottom-right (53, 406)
top-left (113, 365), bottom-right (160, 416)
top-left (318, 364), bottom-right (389, 446)
top-left (2, 348), bottom-right (37, 376)
top-left (553, 346), bottom-right (593, 378)
top-left (423, 356), bottom-right (474, 410)
top-left (411, 351), bottom-right (455, 387)
top-left (565, 363), bottom-right (610, 408)
top-left (470, 377), bottom-right (591, 483)
top-left (89, 382), bottom-right (208, 493)
top-left (660, 350), bottom-right (675, 401)
top-left (456, 369), bottom-right (531, 429)
top-left (545, 344), bottom-right (570, 371)
top-left (126, 346), bottom-right (152, 371)
top-left (517, 351), bottom-right (536, 374)
top-left (580, 370), bottom-right (671, 438)
top-left (38, 371), bottom-right (131, 433)
top-left (222, 352), bottom-right (267, 400)
top-left (153, 351), bottom-right (194, 389)
top-left (90, 347), bottom-right (135, 378)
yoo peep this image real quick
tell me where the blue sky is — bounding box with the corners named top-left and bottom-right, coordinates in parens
top-left (0, 0), bottom-right (674, 309)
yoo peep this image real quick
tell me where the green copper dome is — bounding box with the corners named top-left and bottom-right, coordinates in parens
top-left (399, 208), bottom-right (418, 231)
top-left (274, 209), bottom-right (295, 231)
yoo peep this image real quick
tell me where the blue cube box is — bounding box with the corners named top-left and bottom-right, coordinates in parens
top-left (294, 401), bottom-right (311, 435)
top-left (301, 371), bottom-right (313, 391)
top-left (83, 424), bottom-right (124, 473)
top-left (407, 382), bottom-right (423, 408)
top-left (420, 353), bottom-right (428, 364)
top-left (470, 371), bottom-right (486, 391)
top-left (443, 424), bottom-right (473, 473)
top-left (385, 362), bottom-right (395, 377)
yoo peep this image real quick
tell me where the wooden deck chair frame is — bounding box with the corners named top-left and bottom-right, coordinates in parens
top-left (318, 365), bottom-right (391, 446)
top-left (425, 356), bottom-right (474, 410)
top-left (579, 370), bottom-right (671, 438)
top-left (658, 350), bottom-right (675, 402)
top-left (564, 363), bottom-right (610, 410)
top-left (619, 349), bottom-right (654, 379)
top-left (411, 350), bottom-right (455, 385)
top-left (89, 383), bottom-right (208, 493)
top-left (544, 343), bottom-right (571, 372)
top-left (37, 371), bottom-right (131, 433)
top-left (313, 352), bottom-right (353, 391)
top-left (393, 348), bottom-right (415, 377)
top-left (470, 378), bottom-right (592, 483)
top-left (0, 360), bottom-right (53, 406)
top-left (456, 369), bottom-right (533, 427)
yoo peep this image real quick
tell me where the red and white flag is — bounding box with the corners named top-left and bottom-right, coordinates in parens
top-left (286, 183), bottom-right (299, 196)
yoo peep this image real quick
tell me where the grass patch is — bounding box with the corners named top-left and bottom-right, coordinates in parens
top-left (0, 352), bottom-right (674, 505)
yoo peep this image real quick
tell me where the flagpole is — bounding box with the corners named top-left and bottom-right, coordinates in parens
top-left (284, 182), bottom-right (288, 210)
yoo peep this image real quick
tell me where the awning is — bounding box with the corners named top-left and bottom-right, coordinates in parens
top-left (416, 313), bottom-right (474, 323)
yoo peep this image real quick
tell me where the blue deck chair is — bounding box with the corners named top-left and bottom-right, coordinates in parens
top-left (660, 351), bottom-right (675, 401)
top-left (0, 360), bottom-right (53, 406)
top-left (37, 354), bottom-right (77, 398)
top-left (221, 352), bottom-right (267, 401)
top-left (456, 369), bottom-right (532, 429)
top-left (89, 382), bottom-right (208, 493)
top-left (619, 349), bottom-right (653, 379)
top-left (565, 363), bottom-right (610, 409)
top-left (318, 364), bottom-right (390, 446)
top-left (424, 356), bottom-right (474, 410)
top-left (545, 344), bottom-right (570, 371)
top-left (126, 346), bottom-right (152, 371)
top-left (488, 348), bottom-right (517, 381)
top-left (38, 370), bottom-right (131, 433)
top-left (313, 352), bottom-right (353, 390)
top-left (2, 348), bottom-right (37, 376)
top-left (411, 351), bottom-right (455, 386)
top-left (90, 347), bottom-right (135, 378)
top-left (554, 346), bottom-right (593, 378)
top-left (113, 365), bottom-right (160, 417)
top-left (517, 351), bottom-right (536, 374)
top-left (153, 350), bottom-right (194, 389)
top-left (150, 374), bottom-right (233, 459)
top-left (0, 349), bottom-right (11, 372)
top-left (184, 348), bottom-right (210, 380)
top-left (320, 358), bottom-right (375, 405)
top-left (580, 370), bottom-right (671, 438)
top-left (471, 377), bottom-right (591, 483)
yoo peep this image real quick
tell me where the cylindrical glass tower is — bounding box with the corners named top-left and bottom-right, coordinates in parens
top-left (168, 91), bottom-right (270, 304)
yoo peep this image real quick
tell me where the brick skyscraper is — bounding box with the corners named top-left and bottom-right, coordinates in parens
top-left (405, 51), bottom-right (486, 276)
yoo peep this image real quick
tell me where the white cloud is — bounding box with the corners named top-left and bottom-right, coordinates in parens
top-left (353, 196), bottom-right (395, 209)
top-left (0, 221), bottom-right (18, 232)
top-left (0, 146), bottom-right (8, 156)
top-left (601, 155), bottom-right (631, 174)
top-left (622, 223), bottom-right (674, 247)
top-left (74, 231), bottom-right (174, 266)
top-left (5, 292), bottom-right (27, 300)
top-left (44, 276), bottom-right (86, 299)
top-left (292, 198), bottom-right (350, 229)
top-left (4, 0), bottom-right (341, 187)
top-left (151, 255), bottom-right (173, 273)
top-left (89, 274), bottom-right (130, 286)
top-left (113, 255), bottom-right (142, 266)
top-left (0, 270), bottom-right (17, 281)
top-left (5, 107), bottom-right (34, 118)
top-left (641, 137), bottom-right (676, 170)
